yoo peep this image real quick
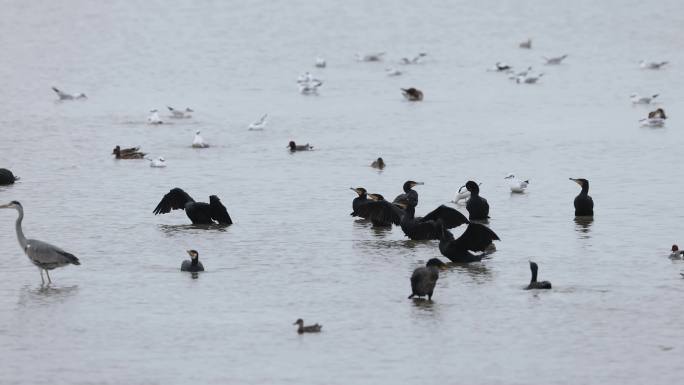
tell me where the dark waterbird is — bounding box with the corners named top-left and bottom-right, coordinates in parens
top-left (293, 319), bottom-right (322, 334)
top-left (437, 222), bottom-right (500, 263)
top-left (350, 187), bottom-right (371, 218)
top-left (464, 181), bottom-right (489, 220)
top-left (397, 203), bottom-right (469, 240)
top-left (393, 180), bottom-right (424, 208)
top-left (352, 192), bottom-right (404, 227)
top-left (288, 141), bottom-right (313, 151)
top-left (569, 178), bottom-right (593, 216)
top-left (408, 258), bottom-right (446, 300)
top-left (181, 250), bottom-right (205, 272)
top-left (371, 157), bottom-right (385, 169)
top-left (525, 261), bottom-right (551, 289)
top-left (0, 168), bottom-right (19, 185)
top-left (112, 145), bottom-right (146, 159)
top-left (0, 201), bottom-right (80, 284)
top-left (153, 188), bottom-right (232, 225)
top-left (401, 87), bottom-right (424, 101)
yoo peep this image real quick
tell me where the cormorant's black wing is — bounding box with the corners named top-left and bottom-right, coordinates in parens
top-left (393, 191), bottom-right (417, 207)
top-left (457, 223), bottom-right (500, 252)
top-left (420, 205), bottom-right (469, 229)
top-left (153, 188), bottom-right (195, 215)
top-left (209, 195), bottom-right (232, 225)
top-left (354, 200), bottom-right (404, 225)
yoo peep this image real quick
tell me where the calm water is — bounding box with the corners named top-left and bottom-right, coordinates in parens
top-left (1, 1), bottom-right (684, 384)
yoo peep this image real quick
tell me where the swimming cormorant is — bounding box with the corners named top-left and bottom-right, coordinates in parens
top-left (408, 258), bottom-right (446, 300)
top-left (569, 178), bottom-right (593, 216)
top-left (526, 261), bottom-right (551, 289)
top-left (397, 203), bottom-right (469, 240)
top-left (371, 157), bottom-right (385, 169)
top-left (293, 319), bottom-right (322, 333)
top-left (0, 168), bottom-right (19, 185)
top-left (393, 180), bottom-right (424, 208)
top-left (153, 188), bottom-right (232, 225)
top-left (465, 181), bottom-right (489, 220)
top-left (181, 250), bottom-right (205, 272)
top-left (437, 222), bottom-right (500, 263)
top-left (288, 141), bottom-right (313, 151)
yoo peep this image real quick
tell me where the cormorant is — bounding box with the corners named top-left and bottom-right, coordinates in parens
top-left (397, 203), bottom-right (469, 240)
top-left (465, 181), bottom-right (489, 220)
top-left (526, 261), bottom-right (551, 289)
top-left (153, 188), bottom-right (232, 225)
top-left (0, 168), bottom-right (19, 185)
top-left (408, 258), bottom-right (446, 300)
top-left (569, 178), bottom-right (593, 216)
top-left (181, 250), bottom-right (205, 272)
top-left (393, 180), bottom-right (423, 208)
top-left (352, 193), bottom-right (404, 227)
top-left (437, 222), bottom-right (500, 263)
top-left (371, 157), bottom-right (385, 169)
top-left (670, 245), bottom-right (684, 259)
top-left (112, 145), bottom-right (146, 159)
top-left (293, 319), bottom-right (322, 333)
top-left (350, 187), bottom-right (370, 217)
top-left (401, 88), bottom-right (423, 101)
top-left (288, 141), bottom-right (313, 151)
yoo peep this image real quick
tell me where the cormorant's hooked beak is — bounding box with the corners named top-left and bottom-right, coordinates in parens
top-left (412, 182), bottom-right (424, 187)
top-left (569, 178), bottom-right (582, 186)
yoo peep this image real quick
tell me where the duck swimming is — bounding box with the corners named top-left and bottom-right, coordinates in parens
top-left (569, 178), bottom-right (593, 217)
top-left (356, 52), bottom-right (385, 62)
top-left (0, 168), bottom-right (19, 185)
top-left (153, 188), bottom-right (232, 225)
top-left (640, 60), bottom-right (668, 70)
top-left (371, 157), bottom-right (385, 169)
top-left (519, 38), bottom-right (532, 49)
top-left (437, 222), bottom-right (500, 263)
top-left (147, 109), bottom-right (163, 125)
top-left (505, 174), bottom-right (529, 193)
top-left (465, 181), bottom-right (489, 220)
top-left (400, 53), bottom-right (427, 65)
top-left (630, 93), bottom-right (659, 104)
top-left (670, 245), bottom-right (684, 259)
top-left (148, 157), bottom-right (166, 168)
top-left (112, 145), bottom-right (146, 159)
top-left (192, 131), bottom-right (209, 148)
top-left (288, 141), bottom-right (313, 152)
top-left (526, 261), bottom-right (551, 289)
top-left (543, 54), bottom-right (568, 65)
top-left (401, 88), bottom-right (423, 101)
top-left (293, 319), bottom-right (322, 334)
top-left (408, 258), bottom-right (446, 301)
top-left (393, 180), bottom-right (423, 208)
top-left (397, 203), bottom-right (469, 240)
top-left (181, 250), bottom-right (204, 272)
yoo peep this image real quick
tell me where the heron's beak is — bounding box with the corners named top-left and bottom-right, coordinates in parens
top-left (0, 203), bottom-right (9, 209)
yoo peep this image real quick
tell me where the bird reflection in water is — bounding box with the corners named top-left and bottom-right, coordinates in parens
top-left (574, 217), bottom-right (594, 238)
top-left (18, 284), bottom-right (79, 306)
top-left (448, 262), bottom-right (492, 282)
top-left (158, 223), bottom-right (230, 236)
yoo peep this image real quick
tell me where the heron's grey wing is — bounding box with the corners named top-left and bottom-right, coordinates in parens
top-left (420, 205), bottom-right (469, 228)
top-left (153, 188), bottom-right (194, 215)
top-left (26, 239), bottom-right (79, 266)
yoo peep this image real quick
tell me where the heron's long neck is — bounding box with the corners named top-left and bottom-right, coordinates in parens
top-left (15, 207), bottom-right (27, 249)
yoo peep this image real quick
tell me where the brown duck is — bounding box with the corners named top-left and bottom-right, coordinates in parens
top-left (112, 145), bottom-right (147, 159)
top-left (293, 319), bottom-right (322, 334)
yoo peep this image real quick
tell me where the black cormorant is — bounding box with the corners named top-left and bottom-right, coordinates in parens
top-left (398, 203), bottom-right (469, 240)
top-left (371, 157), bottom-right (385, 169)
top-left (181, 250), bottom-right (205, 272)
top-left (437, 222), bottom-right (500, 263)
top-left (352, 193), bottom-right (404, 227)
top-left (525, 261), bottom-right (551, 289)
top-left (0, 168), bottom-right (19, 185)
top-left (670, 245), bottom-right (684, 259)
top-left (465, 181), bottom-right (489, 220)
top-left (393, 180), bottom-right (424, 208)
top-left (288, 141), bottom-right (313, 151)
top-left (401, 88), bottom-right (423, 101)
top-left (293, 319), bottom-right (322, 333)
top-left (153, 188), bottom-right (232, 225)
top-left (569, 178), bottom-right (593, 216)
top-left (350, 187), bottom-right (370, 218)
top-left (408, 258), bottom-right (446, 300)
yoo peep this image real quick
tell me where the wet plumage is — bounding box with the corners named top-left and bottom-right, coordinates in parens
top-left (393, 180), bottom-right (423, 208)
top-left (0, 168), bottom-right (19, 185)
top-left (399, 204), bottom-right (469, 240)
top-left (408, 258), bottom-right (446, 300)
top-left (181, 250), bottom-right (205, 272)
top-left (526, 261), bottom-right (551, 289)
top-left (437, 222), bottom-right (500, 263)
top-left (464, 181), bottom-right (489, 220)
top-left (570, 178), bottom-right (593, 216)
top-left (153, 188), bottom-right (232, 225)
top-left (371, 157), bottom-right (385, 169)
top-left (352, 193), bottom-right (404, 227)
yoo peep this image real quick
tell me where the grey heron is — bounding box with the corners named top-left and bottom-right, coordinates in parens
top-left (0, 201), bottom-right (80, 284)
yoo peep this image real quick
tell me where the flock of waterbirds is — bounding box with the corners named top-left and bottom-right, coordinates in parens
top-left (0, 37), bottom-right (679, 334)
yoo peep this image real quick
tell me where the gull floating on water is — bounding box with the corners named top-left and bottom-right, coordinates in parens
top-left (516, 73), bottom-right (543, 84)
top-left (167, 106), bottom-right (193, 119)
top-left (640, 117), bottom-right (665, 127)
top-left (299, 79), bottom-right (322, 94)
top-left (192, 131), bottom-right (209, 148)
top-left (640, 60), bottom-right (668, 70)
top-left (385, 67), bottom-right (403, 76)
top-left (356, 52), bottom-right (385, 62)
top-left (543, 54), bottom-right (568, 65)
top-left (519, 39), bottom-right (532, 49)
top-left (508, 66), bottom-right (532, 79)
top-left (400, 53), bottom-right (427, 64)
top-left (147, 110), bottom-right (163, 125)
top-left (505, 174), bottom-right (529, 193)
top-left (630, 93), bottom-right (659, 104)
top-left (248, 114), bottom-right (268, 130)
top-left (52, 86), bottom-right (86, 100)
top-left (148, 157), bottom-right (167, 168)
top-left (314, 57), bottom-right (326, 68)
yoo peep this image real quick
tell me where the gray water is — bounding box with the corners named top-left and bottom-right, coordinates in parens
top-left (1, 0), bottom-right (684, 384)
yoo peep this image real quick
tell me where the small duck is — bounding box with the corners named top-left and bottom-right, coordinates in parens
top-left (112, 145), bottom-right (146, 159)
top-left (630, 93), bottom-right (658, 104)
top-left (248, 114), bottom-right (268, 130)
top-left (192, 131), bottom-right (209, 148)
top-left (519, 38), bottom-right (532, 49)
top-left (526, 261), bottom-right (552, 289)
top-left (293, 319), bottom-right (322, 334)
top-left (52, 86), bottom-right (87, 100)
top-left (401, 88), bottom-right (423, 101)
top-left (147, 109), bottom-right (163, 125)
top-left (181, 250), bottom-right (204, 272)
top-left (314, 57), bottom-right (326, 68)
top-left (505, 174), bottom-right (529, 193)
top-left (167, 106), bottom-right (193, 119)
top-left (648, 108), bottom-right (667, 119)
top-left (0, 168), bottom-right (19, 185)
top-left (148, 157), bottom-right (166, 168)
top-left (400, 53), bottom-right (427, 65)
top-left (288, 141), bottom-right (313, 152)
top-left (408, 258), bottom-right (446, 301)
top-left (670, 245), bottom-right (684, 259)
top-left (543, 54), bottom-right (568, 65)
top-left (385, 67), bottom-right (403, 76)
top-left (640, 60), bottom-right (668, 70)
top-left (356, 52), bottom-right (385, 62)
top-left (370, 157), bottom-right (385, 169)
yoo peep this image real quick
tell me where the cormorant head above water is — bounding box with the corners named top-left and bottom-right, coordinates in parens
top-left (371, 157), bottom-right (385, 169)
top-left (570, 178), bottom-right (594, 217)
top-left (181, 249), bottom-right (204, 272)
top-left (465, 181), bottom-right (480, 195)
top-left (393, 181), bottom-right (423, 208)
top-left (526, 261), bottom-right (552, 289)
top-left (350, 187), bottom-right (367, 197)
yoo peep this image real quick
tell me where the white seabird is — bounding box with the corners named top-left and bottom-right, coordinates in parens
top-left (147, 110), bottom-right (163, 125)
top-left (248, 114), bottom-right (268, 130)
top-left (148, 157), bottom-right (167, 168)
top-left (640, 60), bottom-right (668, 70)
top-left (516, 73), bottom-right (544, 84)
top-left (630, 93), bottom-right (659, 104)
top-left (314, 57), bottom-right (327, 68)
top-left (399, 53), bottom-right (427, 64)
top-left (385, 67), bottom-right (403, 76)
top-left (192, 131), bottom-right (209, 148)
top-left (639, 118), bottom-right (665, 127)
top-left (52, 87), bottom-right (86, 100)
top-left (505, 174), bottom-right (529, 193)
top-left (167, 106), bottom-right (193, 119)
top-left (356, 52), bottom-right (385, 62)
top-left (543, 54), bottom-right (568, 65)
top-left (299, 79), bottom-right (322, 94)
